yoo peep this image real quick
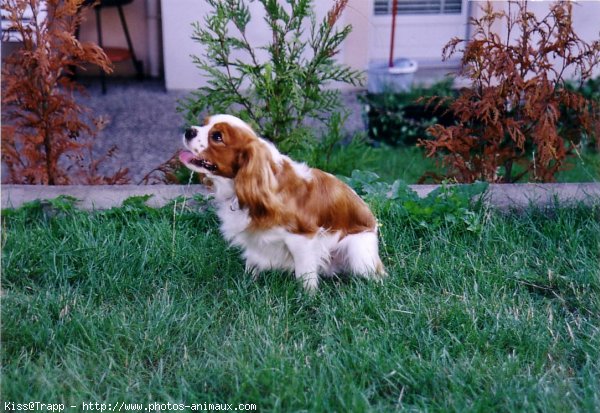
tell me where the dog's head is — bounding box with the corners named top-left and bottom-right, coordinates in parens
top-left (179, 114), bottom-right (264, 179)
top-left (180, 115), bottom-right (281, 221)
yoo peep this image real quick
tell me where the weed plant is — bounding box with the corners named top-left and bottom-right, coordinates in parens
top-left (2, 195), bottom-right (599, 411)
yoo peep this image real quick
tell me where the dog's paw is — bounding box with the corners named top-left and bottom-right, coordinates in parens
top-left (301, 275), bottom-right (319, 293)
top-left (244, 265), bottom-right (260, 281)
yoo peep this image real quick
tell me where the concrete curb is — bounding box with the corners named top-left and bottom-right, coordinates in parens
top-left (1, 183), bottom-right (599, 211)
top-left (0, 185), bottom-right (211, 210)
top-left (482, 183), bottom-right (600, 210)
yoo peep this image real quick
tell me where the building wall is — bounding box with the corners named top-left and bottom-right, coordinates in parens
top-left (3, 0), bottom-right (597, 88)
top-left (159, 0), bottom-right (600, 91)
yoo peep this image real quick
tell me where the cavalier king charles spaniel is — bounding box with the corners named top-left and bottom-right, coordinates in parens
top-left (179, 114), bottom-right (386, 291)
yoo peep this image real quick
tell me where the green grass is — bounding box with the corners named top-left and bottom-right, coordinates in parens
top-left (368, 146), bottom-right (600, 184)
top-left (556, 151), bottom-right (600, 183)
top-left (367, 146), bottom-right (442, 184)
top-left (2, 199), bottom-right (599, 412)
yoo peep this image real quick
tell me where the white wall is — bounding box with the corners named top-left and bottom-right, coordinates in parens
top-left (161, 0), bottom-right (210, 90)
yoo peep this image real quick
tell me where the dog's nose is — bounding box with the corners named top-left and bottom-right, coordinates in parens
top-left (184, 128), bottom-right (197, 140)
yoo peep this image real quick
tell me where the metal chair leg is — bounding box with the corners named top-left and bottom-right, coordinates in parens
top-left (117, 5), bottom-right (144, 80)
top-left (95, 7), bottom-right (107, 94)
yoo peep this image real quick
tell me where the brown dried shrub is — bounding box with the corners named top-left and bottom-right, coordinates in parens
top-left (1, 0), bottom-right (129, 184)
top-left (420, 1), bottom-right (600, 183)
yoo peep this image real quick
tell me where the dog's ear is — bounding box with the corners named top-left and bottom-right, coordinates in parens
top-left (234, 140), bottom-right (282, 226)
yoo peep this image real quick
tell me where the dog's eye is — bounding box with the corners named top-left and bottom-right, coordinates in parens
top-left (211, 131), bottom-right (223, 142)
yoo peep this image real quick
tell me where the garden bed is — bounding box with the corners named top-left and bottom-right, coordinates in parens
top-left (2, 199), bottom-right (599, 410)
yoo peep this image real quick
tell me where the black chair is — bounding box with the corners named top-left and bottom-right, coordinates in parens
top-left (83, 0), bottom-right (144, 93)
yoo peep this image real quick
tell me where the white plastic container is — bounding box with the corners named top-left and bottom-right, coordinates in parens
top-left (367, 58), bottom-right (418, 93)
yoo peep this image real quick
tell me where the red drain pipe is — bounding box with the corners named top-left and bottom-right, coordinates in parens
top-left (388, 0), bottom-right (398, 67)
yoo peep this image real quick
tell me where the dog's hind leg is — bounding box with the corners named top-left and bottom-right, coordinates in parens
top-left (337, 231), bottom-right (386, 279)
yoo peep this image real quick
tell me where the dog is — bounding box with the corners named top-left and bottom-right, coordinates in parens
top-left (179, 114), bottom-right (386, 291)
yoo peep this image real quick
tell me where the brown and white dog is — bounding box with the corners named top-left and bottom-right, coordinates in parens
top-left (179, 114), bottom-right (386, 291)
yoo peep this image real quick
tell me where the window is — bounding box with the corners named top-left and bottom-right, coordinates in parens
top-left (374, 0), bottom-right (462, 15)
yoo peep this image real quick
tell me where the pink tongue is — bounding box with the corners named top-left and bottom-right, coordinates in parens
top-left (179, 150), bottom-right (195, 164)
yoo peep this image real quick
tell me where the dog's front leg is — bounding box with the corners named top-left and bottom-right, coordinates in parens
top-left (284, 235), bottom-right (319, 292)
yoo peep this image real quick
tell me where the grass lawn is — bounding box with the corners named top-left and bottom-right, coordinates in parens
top-left (2, 199), bottom-right (599, 411)
top-left (368, 146), bottom-right (600, 184)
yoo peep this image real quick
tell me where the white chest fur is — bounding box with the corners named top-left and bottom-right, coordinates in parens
top-left (215, 200), bottom-right (296, 274)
